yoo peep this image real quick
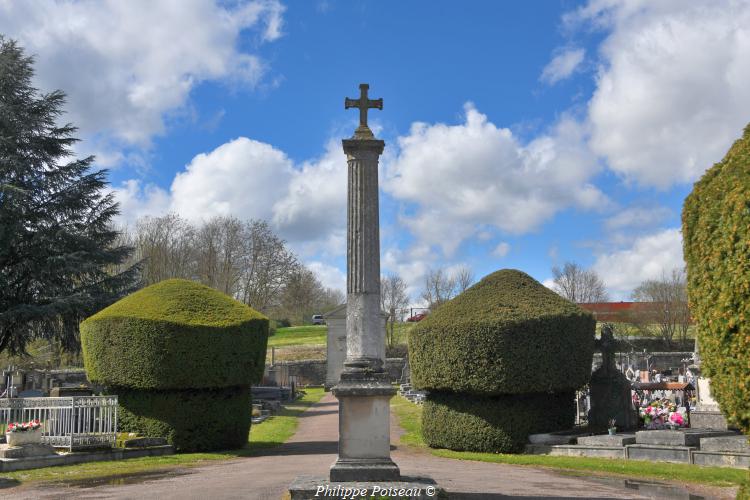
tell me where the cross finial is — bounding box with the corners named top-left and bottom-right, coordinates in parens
top-left (344, 83), bottom-right (383, 139)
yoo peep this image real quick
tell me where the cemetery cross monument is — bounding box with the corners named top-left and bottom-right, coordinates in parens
top-left (330, 83), bottom-right (400, 481)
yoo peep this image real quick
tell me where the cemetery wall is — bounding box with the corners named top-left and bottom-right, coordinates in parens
top-left (269, 357), bottom-right (406, 386)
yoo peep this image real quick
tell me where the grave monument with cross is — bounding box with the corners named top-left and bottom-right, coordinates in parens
top-left (329, 83), bottom-right (399, 481)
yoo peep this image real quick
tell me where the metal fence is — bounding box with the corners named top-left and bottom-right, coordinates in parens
top-left (0, 396), bottom-right (117, 450)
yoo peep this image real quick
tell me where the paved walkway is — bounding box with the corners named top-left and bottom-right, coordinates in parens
top-left (0, 394), bottom-right (737, 499)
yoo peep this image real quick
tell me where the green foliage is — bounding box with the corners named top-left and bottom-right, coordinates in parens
top-left (409, 269), bottom-right (595, 395)
top-left (117, 386), bottom-right (250, 452)
top-left (0, 37), bottom-right (139, 355)
top-left (422, 391), bottom-right (574, 453)
top-left (682, 124), bottom-right (750, 436)
top-left (81, 279), bottom-right (268, 390)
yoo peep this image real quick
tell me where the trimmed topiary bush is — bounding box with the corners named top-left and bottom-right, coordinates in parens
top-left (423, 391), bottom-right (575, 453)
top-left (117, 386), bottom-right (251, 452)
top-left (683, 124), bottom-right (750, 436)
top-left (409, 269), bottom-right (595, 395)
top-left (409, 269), bottom-right (595, 453)
top-left (81, 279), bottom-right (268, 389)
top-left (81, 279), bottom-right (269, 452)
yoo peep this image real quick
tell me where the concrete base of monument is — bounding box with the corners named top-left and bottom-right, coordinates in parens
top-left (289, 475), bottom-right (444, 500)
top-left (329, 457), bottom-right (400, 482)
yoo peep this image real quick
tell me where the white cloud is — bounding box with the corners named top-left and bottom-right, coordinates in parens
top-left (306, 261), bottom-right (346, 294)
top-left (570, 0), bottom-right (750, 188)
top-left (604, 206), bottom-right (672, 232)
top-left (113, 135), bottom-right (350, 254)
top-left (170, 137), bottom-right (293, 223)
top-left (541, 47), bottom-right (586, 84)
top-left (0, 0), bottom-right (284, 147)
top-left (592, 228), bottom-right (684, 299)
top-left (110, 180), bottom-right (170, 227)
top-left (272, 140), bottom-right (348, 244)
top-left (492, 242), bottom-right (511, 258)
top-left (384, 104), bottom-right (606, 255)
top-left (542, 278), bottom-right (557, 291)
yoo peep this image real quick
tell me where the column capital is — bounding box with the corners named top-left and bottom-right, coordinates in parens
top-left (342, 138), bottom-right (385, 156)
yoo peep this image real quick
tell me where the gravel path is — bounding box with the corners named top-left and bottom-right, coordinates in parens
top-left (0, 393), bottom-right (736, 499)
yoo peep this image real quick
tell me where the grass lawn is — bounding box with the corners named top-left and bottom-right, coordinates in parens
top-left (267, 325), bottom-right (327, 347)
top-left (390, 395), bottom-right (747, 488)
top-left (0, 388), bottom-right (326, 485)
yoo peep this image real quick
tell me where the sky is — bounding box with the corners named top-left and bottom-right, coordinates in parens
top-left (3, 0), bottom-right (750, 302)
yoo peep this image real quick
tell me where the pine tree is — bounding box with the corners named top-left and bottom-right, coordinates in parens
top-left (0, 37), bottom-right (139, 354)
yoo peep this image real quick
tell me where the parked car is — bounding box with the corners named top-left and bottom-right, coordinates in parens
top-left (312, 314), bottom-right (325, 325)
top-left (406, 312), bottom-right (428, 322)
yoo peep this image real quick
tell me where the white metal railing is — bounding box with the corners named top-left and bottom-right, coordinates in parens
top-left (0, 396), bottom-right (117, 450)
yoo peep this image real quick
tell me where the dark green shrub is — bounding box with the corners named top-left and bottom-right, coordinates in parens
top-left (409, 269), bottom-right (595, 395)
top-left (81, 279), bottom-right (268, 452)
top-left (683, 124), bottom-right (750, 435)
top-left (117, 386), bottom-right (250, 452)
top-left (81, 279), bottom-right (268, 390)
top-left (422, 391), bottom-right (575, 453)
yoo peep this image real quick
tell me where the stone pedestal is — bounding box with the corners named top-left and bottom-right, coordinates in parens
top-left (330, 135), bottom-right (400, 482)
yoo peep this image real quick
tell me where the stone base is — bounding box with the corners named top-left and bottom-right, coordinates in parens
top-left (691, 410), bottom-right (729, 430)
top-left (692, 450), bottom-right (750, 468)
top-left (289, 475), bottom-right (442, 500)
top-left (329, 458), bottom-right (400, 482)
top-left (0, 443), bottom-right (56, 459)
top-left (577, 433), bottom-right (636, 447)
top-left (700, 435), bottom-right (749, 453)
top-left (548, 444), bottom-right (626, 459)
top-left (635, 428), bottom-right (736, 447)
top-left (626, 444), bottom-right (694, 463)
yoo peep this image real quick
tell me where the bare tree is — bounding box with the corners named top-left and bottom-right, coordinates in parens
top-left (194, 216), bottom-right (245, 295)
top-left (421, 267), bottom-right (456, 310)
top-left (275, 267), bottom-right (343, 325)
top-left (237, 220), bottom-right (299, 313)
top-left (454, 265), bottom-right (475, 294)
top-left (551, 262), bottom-right (609, 303)
top-left (631, 268), bottom-right (690, 349)
top-left (381, 274), bottom-right (409, 348)
top-left (133, 214), bottom-right (196, 285)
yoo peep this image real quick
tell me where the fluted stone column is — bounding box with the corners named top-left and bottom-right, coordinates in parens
top-left (330, 96), bottom-right (399, 482)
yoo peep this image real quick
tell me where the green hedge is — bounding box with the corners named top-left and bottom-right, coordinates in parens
top-left (422, 391), bottom-right (575, 453)
top-left (81, 279), bottom-right (269, 390)
top-left (409, 269), bottom-right (595, 395)
top-left (683, 124), bottom-right (750, 435)
top-left (117, 385), bottom-right (250, 452)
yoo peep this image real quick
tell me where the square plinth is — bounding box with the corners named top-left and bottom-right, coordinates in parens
top-left (289, 475), bottom-right (442, 500)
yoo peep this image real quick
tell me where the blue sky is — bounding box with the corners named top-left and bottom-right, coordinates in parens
top-left (3, 0), bottom-right (749, 301)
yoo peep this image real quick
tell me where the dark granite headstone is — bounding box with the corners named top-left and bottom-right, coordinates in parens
top-left (587, 325), bottom-right (637, 431)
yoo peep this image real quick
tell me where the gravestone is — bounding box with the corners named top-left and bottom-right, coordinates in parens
top-left (689, 340), bottom-right (729, 429)
top-left (588, 324), bottom-right (637, 431)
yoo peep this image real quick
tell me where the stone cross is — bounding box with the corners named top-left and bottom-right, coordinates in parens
top-left (344, 83), bottom-right (383, 139)
top-left (330, 84), bottom-right (399, 482)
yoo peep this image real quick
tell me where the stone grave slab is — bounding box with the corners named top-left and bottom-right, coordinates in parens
top-left (691, 450), bottom-right (750, 469)
top-left (548, 444), bottom-right (626, 459)
top-left (635, 429), bottom-right (735, 447)
top-left (626, 444), bottom-right (693, 463)
top-left (577, 433), bottom-right (636, 447)
top-left (0, 443), bottom-right (56, 459)
top-left (699, 435), bottom-right (749, 453)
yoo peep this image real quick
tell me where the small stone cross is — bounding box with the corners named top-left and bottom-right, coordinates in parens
top-left (345, 83), bottom-right (382, 137)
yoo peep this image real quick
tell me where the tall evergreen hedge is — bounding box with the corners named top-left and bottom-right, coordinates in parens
top-left (409, 269), bottom-right (595, 453)
top-left (81, 279), bottom-right (269, 451)
top-left (409, 269), bottom-right (595, 395)
top-left (683, 124), bottom-right (750, 436)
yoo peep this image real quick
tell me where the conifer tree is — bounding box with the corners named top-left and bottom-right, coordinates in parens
top-left (0, 37), bottom-right (139, 354)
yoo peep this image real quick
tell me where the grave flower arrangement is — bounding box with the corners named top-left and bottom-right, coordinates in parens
top-left (639, 399), bottom-right (686, 429)
top-left (5, 419), bottom-right (42, 446)
top-left (6, 419), bottom-right (41, 433)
